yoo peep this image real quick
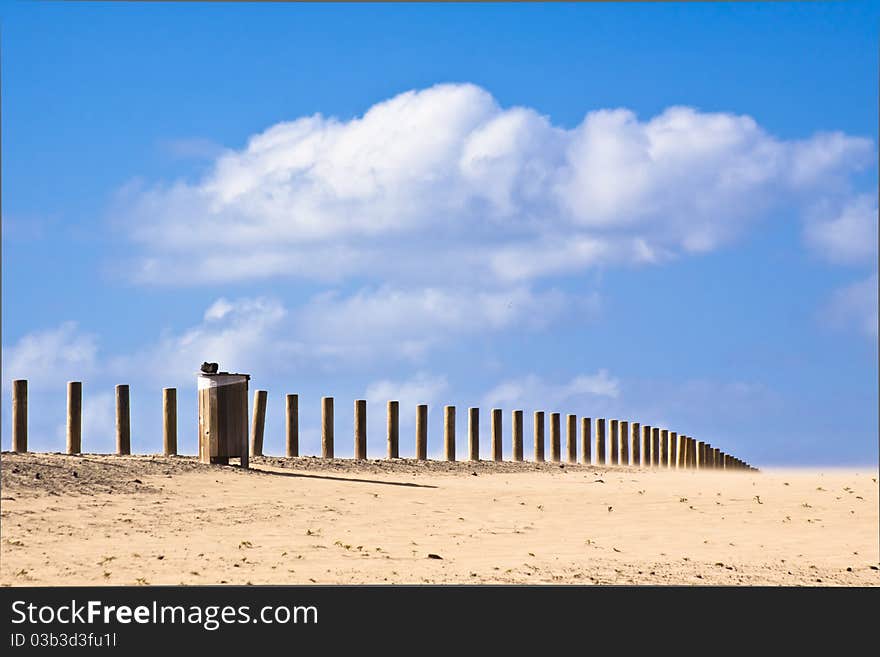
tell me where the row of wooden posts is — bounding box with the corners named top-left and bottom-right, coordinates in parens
top-left (8, 380), bottom-right (756, 471)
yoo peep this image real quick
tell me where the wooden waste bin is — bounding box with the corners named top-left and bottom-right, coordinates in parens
top-left (198, 372), bottom-right (250, 467)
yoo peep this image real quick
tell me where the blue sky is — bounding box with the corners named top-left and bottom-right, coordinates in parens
top-left (2, 1), bottom-right (877, 466)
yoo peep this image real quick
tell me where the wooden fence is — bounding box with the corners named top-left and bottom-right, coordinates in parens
top-left (7, 379), bottom-right (758, 471)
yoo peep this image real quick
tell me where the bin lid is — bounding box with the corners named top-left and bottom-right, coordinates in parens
top-left (197, 372), bottom-right (250, 389)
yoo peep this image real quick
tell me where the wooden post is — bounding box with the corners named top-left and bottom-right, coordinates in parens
top-left (322, 396), bottom-right (334, 458)
top-left (387, 401), bottom-right (399, 459)
top-left (534, 411), bottom-right (545, 462)
top-left (162, 387), bottom-right (177, 456)
top-left (566, 414), bottom-right (577, 464)
top-left (250, 390), bottom-right (268, 457)
top-left (512, 410), bottom-right (524, 462)
top-left (491, 408), bottom-right (502, 462)
top-left (631, 422), bottom-right (640, 466)
top-left (444, 405), bottom-right (456, 461)
top-left (660, 429), bottom-right (669, 468)
top-left (354, 399), bottom-right (367, 460)
top-left (67, 381), bottom-right (82, 454)
top-left (286, 394), bottom-right (299, 457)
top-left (690, 438), bottom-right (698, 468)
top-left (676, 433), bottom-right (687, 469)
top-left (713, 448), bottom-right (721, 469)
top-left (640, 425), bottom-right (651, 467)
top-left (668, 431), bottom-right (677, 468)
top-left (695, 440), bottom-right (705, 469)
top-left (549, 412), bottom-right (561, 462)
top-left (651, 427), bottom-right (660, 468)
top-left (609, 420), bottom-right (619, 465)
top-left (468, 407), bottom-right (479, 461)
top-left (595, 418), bottom-right (606, 465)
top-left (416, 404), bottom-right (428, 460)
top-left (12, 379), bottom-right (27, 453)
top-left (581, 417), bottom-right (592, 465)
top-left (115, 384), bottom-right (131, 455)
top-left (619, 420), bottom-right (630, 465)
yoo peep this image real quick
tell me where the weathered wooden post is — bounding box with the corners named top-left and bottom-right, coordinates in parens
top-left (676, 433), bottom-right (687, 469)
top-left (695, 440), bottom-right (705, 469)
top-left (609, 419), bottom-right (619, 465)
top-left (581, 417), bottom-right (592, 465)
top-left (595, 418), bottom-right (606, 465)
top-left (651, 427), bottom-right (660, 467)
top-left (668, 431), bottom-right (677, 469)
top-left (12, 379), bottom-right (27, 453)
top-left (67, 381), bottom-right (82, 455)
top-left (286, 394), bottom-right (299, 457)
top-left (444, 405), bottom-right (455, 461)
top-left (660, 429), bottom-right (669, 468)
top-left (534, 411), bottom-right (545, 462)
top-left (468, 407), bottom-right (479, 461)
top-left (387, 401), bottom-right (399, 459)
top-left (549, 412), bottom-right (561, 462)
top-left (512, 410), bottom-right (524, 462)
top-left (620, 420), bottom-right (630, 465)
top-left (250, 390), bottom-right (268, 457)
top-left (115, 384), bottom-right (131, 456)
top-left (704, 443), bottom-right (713, 469)
top-left (491, 408), bottom-right (502, 462)
top-left (631, 422), bottom-right (640, 466)
top-left (713, 448), bottom-right (721, 469)
top-left (416, 404), bottom-right (428, 460)
top-left (566, 414), bottom-right (577, 464)
top-left (322, 396), bottom-right (334, 458)
top-left (354, 399), bottom-right (367, 460)
top-left (163, 387), bottom-right (177, 456)
top-left (640, 425), bottom-right (651, 467)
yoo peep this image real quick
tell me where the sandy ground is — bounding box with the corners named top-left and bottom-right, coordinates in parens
top-left (1, 452), bottom-right (878, 586)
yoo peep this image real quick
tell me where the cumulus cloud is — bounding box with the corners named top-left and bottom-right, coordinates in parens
top-left (114, 83), bottom-right (873, 286)
top-left (482, 370), bottom-right (620, 411)
top-left (3, 285), bottom-right (586, 404)
top-left (298, 285), bottom-right (587, 361)
top-left (2, 322), bottom-right (98, 390)
top-left (804, 194), bottom-right (878, 265)
top-left (364, 373), bottom-right (450, 412)
top-left (107, 297), bottom-right (293, 385)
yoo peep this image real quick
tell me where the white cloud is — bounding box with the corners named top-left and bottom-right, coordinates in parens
top-left (364, 372), bottom-right (449, 412)
top-left (113, 83), bottom-right (873, 286)
top-left (482, 370), bottom-right (620, 411)
top-left (297, 285), bottom-right (584, 362)
top-left (804, 194), bottom-right (878, 265)
top-left (824, 273), bottom-right (878, 338)
top-left (109, 297), bottom-right (291, 385)
top-left (98, 284), bottom-right (584, 386)
top-left (2, 322), bottom-right (98, 390)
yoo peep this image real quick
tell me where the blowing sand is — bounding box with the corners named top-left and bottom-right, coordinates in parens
top-left (1, 452), bottom-right (877, 586)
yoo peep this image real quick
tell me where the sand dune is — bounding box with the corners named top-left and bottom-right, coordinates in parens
top-left (1, 453), bottom-right (877, 586)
